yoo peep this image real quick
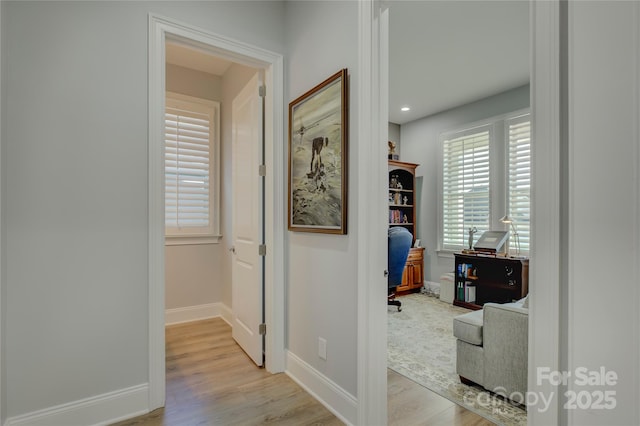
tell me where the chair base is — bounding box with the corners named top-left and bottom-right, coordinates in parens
top-left (388, 295), bottom-right (402, 311)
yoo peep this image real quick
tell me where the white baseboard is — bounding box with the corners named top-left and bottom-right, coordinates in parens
top-left (285, 351), bottom-right (357, 426)
top-left (165, 302), bottom-right (232, 326)
top-left (4, 384), bottom-right (148, 426)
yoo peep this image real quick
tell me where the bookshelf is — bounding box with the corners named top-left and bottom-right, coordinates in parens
top-left (453, 252), bottom-right (529, 310)
top-left (388, 160), bottom-right (418, 239)
top-left (389, 160), bottom-right (423, 293)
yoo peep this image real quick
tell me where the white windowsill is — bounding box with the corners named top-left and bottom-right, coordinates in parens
top-left (165, 235), bottom-right (222, 246)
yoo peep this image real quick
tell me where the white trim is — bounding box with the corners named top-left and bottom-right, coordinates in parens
top-left (165, 235), bottom-right (222, 245)
top-left (148, 13), bottom-right (285, 414)
top-left (4, 384), bottom-right (148, 426)
top-left (165, 302), bottom-right (232, 326)
top-left (357, 1), bottom-right (388, 425)
top-left (635, 3), bottom-right (640, 422)
top-left (528, 0), bottom-right (563, 424)
top-left (148, 13), bottom-right (166, 412)
top-left (285, 351), bottom-right (357, 426)
top-left (263, 55), bottom-right (286, 374)
top-left (164, 92), bottom-right (221, 240)
top-left (0, 1), bottom-right (4, 422)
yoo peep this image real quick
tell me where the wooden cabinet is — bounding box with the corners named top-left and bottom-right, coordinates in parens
top-left (453, 253), bottom-right (529, 310)
top-left (389, 160), bottom-right (423, 293)
top-left (397, 247), bottom-right (425, 293)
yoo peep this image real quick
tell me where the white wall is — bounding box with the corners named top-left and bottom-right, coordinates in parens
top-left (165, 244), bottom-right (221, 310)
top-left (165, 64), bottom-right (223, 311)
top-left (166, 63), bottom-right (222, 101)
top-left (564, 2), bottom-right (639, 424)
top-left (2, 0), bottom-right (284, 420)
top-left (400, 85), bottom-right (529, 282)
top-left (284, 0), bottom-right (359, 398)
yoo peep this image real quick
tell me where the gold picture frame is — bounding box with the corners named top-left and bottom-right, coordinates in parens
top-left (288, 69), bottom-right (348, 234)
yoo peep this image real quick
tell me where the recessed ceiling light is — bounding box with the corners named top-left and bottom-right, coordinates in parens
top-left (401, 106), bottom-right (411, 112)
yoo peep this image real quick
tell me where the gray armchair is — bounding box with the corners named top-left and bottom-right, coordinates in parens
top-left (453, 297), bottom-right (528, 403)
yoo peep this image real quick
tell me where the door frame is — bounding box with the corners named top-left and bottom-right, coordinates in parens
top-left (147, 14), bottom-right (285, 410)
top-left (357, 2), bottom-right (389, 424)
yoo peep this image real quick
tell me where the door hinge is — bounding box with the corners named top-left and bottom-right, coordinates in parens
top-left (259, 244), bottom-right (267, 256)
top-left (259, 164), bottom-right (266, 176)
top-left (259, 85), bottom-right (266, 97)
top-left (259, 323), bottom-right (266, 335)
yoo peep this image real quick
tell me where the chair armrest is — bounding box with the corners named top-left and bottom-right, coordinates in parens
top-left (482, 302), bottom-right (528, 399)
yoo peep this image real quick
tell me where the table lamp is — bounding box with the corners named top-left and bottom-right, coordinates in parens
top-left (500, 214), bottom-right (520, 256)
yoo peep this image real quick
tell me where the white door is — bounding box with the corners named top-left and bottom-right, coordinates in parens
top-left (231, 72), bottom-right (264, 366)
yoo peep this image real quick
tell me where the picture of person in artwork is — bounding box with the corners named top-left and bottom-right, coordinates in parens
top-left (308, 136), bottom-right (328, 176)
top-left (304, 137), bottom-right (328, 193)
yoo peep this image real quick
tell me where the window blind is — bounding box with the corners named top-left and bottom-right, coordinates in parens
top-left (507, 115), bottom-right (531, 254)
top-left (442, 127), bottom-right (491, 251)
top-left (165, 97), bottom-right (214, 234)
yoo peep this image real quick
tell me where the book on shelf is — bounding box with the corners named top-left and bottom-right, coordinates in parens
top-left (465, 283), bottom-right (476, 303)
top-left (456, 280), bottom-right (477, 303)
top-left (456, 263), bottom-right (476, 279)
top-left (389, 209), bottom-right (409, 224)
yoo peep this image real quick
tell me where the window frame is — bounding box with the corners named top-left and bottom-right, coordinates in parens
top-left (439, 123), bottom-right (493, 253)
top-left (165, 92), bottom-right (221, 245)
top-left (437, 109), bottom-right (531, 255)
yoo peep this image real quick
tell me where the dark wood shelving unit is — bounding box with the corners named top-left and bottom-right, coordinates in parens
top-left (388, 160), bottom-right (423, 293)
top-left (453, 252), bottom-right (529, 310)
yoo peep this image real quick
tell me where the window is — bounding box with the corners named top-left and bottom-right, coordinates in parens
top-left (441, 126), bottom-right (491, 251)
top-left (165, 93), bottom-right (220, 244)
top-left (439, 111), bottom-right (531, 255)
top-left (507, 114), bottom-right (531, 253)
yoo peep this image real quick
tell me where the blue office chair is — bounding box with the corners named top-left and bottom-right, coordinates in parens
top-left (388, 227), bottom-right (413, 311)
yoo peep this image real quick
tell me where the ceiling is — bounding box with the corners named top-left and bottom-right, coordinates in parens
top-left (388, 0), bottom-right (530, 124)
top-left (166, 1), bottom-right (530, 126)
top-left (166, 41), bottom-right (233, 76)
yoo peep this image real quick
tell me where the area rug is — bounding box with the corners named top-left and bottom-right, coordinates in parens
top-left (388, 292), bottom-right (527, 426)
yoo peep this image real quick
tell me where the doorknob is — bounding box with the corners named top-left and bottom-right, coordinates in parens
top-left (230, 246), bottom-right (236, 254)
top-left (384, 269), bottom-right (389, 277)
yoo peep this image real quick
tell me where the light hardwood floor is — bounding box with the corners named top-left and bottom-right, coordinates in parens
top-left (112, 318), bottom-right (493, 426)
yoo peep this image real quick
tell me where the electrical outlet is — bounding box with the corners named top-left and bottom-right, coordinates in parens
top-left (318, 337), bottom-right (327, 360)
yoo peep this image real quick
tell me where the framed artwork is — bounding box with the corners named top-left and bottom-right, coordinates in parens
top-left (288, 69), bottom-right (348, 234)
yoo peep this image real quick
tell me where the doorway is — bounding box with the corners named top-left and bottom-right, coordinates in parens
top-left (384, 0), bottom-right (531, 422)
top-left (148, 14), bottom-right (285, 411)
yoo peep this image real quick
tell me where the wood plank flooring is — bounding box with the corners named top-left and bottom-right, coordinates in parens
top-left (111, 318), bottom-right (493, 426)
top-left (388, 369), bottom-right (494, 426)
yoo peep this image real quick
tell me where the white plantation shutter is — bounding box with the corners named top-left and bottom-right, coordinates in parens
top-left (442, 126), bottom-right (491, 251)
top-left (165, 93), bottom-right (219, 239)
top-left (507, 114), bottom-right (531, 254)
